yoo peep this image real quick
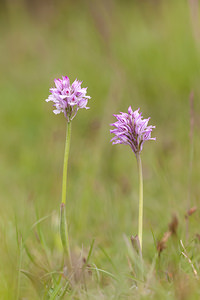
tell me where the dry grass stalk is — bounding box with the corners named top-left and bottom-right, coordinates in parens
top-left (180, 239), bottom-right (198, 279)
top-left (168, 214), bottom-right (178, 235)
top-left (157, 214), bottom-right (179, 256)
top-left (157, 231), bottom-right (172, 256)
top-left (185, 206), bottom-right (197, 218)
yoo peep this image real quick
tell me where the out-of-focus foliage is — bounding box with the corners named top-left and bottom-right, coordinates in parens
top-left (0, 0), bottom-right (200, 298)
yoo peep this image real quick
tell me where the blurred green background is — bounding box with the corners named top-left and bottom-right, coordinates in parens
top-left (0, 0), bottom-right (200, 298)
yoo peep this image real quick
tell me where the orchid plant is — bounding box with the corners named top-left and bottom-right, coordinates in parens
top-left (110, 106), bottom-right (155, 253)
top-left (46, 76), bottom-right (91, 266)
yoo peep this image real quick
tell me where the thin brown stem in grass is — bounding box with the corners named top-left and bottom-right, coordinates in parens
top-left (180, 240), bottom-right (198, 279)
top-left (157, 214), bottom-right (178, 256)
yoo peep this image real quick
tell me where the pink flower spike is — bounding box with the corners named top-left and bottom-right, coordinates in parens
top-left (110, 107), bottom-right (155, 155)
top-left (46, 76), bottom-right (91, 122)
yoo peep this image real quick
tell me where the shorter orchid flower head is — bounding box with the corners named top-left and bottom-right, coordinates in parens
top-left (46, 76), bottom-right (91, 122)
top-left (110, 106), bottom-right (156, 155)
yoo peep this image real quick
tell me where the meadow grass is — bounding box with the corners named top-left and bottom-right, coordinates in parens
top-left (0, 0), bottom-right (200, 298)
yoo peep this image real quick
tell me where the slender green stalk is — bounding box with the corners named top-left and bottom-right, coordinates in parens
top-left (62, 121), bottom-right (71, 205)
top-left (60, 121), bottom-right (72, 266)
top-left (136, 153), bottom-right (143, 253)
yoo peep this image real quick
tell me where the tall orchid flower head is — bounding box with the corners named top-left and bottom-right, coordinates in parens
top-left (46, 76), bottom-right (91, 122)
top-left (110, 106), bottom-right (156, 155)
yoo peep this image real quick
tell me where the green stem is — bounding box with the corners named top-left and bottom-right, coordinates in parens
top-left (60, 121), bottom-right (72, 266)
top-left (136, 153), bottom-right (143, 253)
top-left (62, 122), bottom-right (71, 205)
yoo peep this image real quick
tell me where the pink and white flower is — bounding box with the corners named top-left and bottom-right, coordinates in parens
top-left (46, 76), bottom-right (91, 122)
top-left (110, 106), bottom-right (155, 155)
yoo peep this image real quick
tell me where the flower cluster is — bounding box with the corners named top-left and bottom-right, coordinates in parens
top-left (110, 106), bottom-right (155, 155)
top-left (46, 76), bottom-right (91, 122)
